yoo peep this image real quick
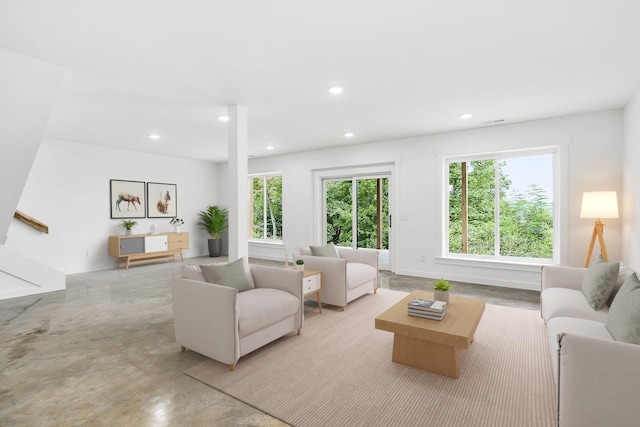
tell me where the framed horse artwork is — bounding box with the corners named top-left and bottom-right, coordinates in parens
top-left (147, 182), bottom-right (177, 218)
top-left (110, 179), bottom-right (146, 219)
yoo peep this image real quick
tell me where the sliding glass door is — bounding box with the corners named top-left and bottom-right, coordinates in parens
top-left (324, 175), bottom-right (390, 269)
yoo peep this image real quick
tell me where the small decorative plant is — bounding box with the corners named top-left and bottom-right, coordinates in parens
top-left (120, 220), bottom-right (137, 231)
top-left (197, 205), bottom-right (228, 239)
top-left (434, 278), bottom-right (453, 291)
top-left (295, 259), bottom-right (304, 270)
top-left (120, 220), bottom-right (137, 235)
top-left (170, 218), bottom-right (184, 226)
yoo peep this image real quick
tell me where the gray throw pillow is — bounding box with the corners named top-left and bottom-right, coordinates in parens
top-left (200, 258), bottom-right (255, 292)
top-left (606, 272), bottom-right (640, 345)
top-left (581, 254), bottom-right (620, 310)
top-left (309, 243), bottom-right (340, 258)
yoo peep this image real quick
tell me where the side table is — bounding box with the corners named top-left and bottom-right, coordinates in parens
top-left (302, 269), bottom-right (322, 313)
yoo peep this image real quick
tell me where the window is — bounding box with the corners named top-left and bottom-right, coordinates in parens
top-left (446, 149), bottom-right (556, 261)
top-left (249, 174), bottom-right (283, 241)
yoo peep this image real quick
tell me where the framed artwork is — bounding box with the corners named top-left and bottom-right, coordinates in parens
top-left (110, 179), bottom-right (146, 218)
top-left (147, 182), bottom-right (177, 218)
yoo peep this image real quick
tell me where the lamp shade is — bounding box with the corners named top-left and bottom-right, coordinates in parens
top-left (580, 191), bottom-right (619, 219)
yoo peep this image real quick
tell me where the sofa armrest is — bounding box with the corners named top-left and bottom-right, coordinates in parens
top-left (171, 277), bottom-right (239, 364)
top-left (250, 264), bottom-right (304, 329)
top-left (558, 333), bottom-right (640, 427)
top-left (541, 265), bottom-right (586, 292)
top-left (295, 255), bottom-right (348, 287)
top-left (336, 247), bottom-right (379, 269)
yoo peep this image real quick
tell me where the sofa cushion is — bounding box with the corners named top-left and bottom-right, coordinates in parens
top-left (546, 317), bottom-right (614, 380)
top-left (581, 255), bottom-right (619, 310)
top-left (237, 288), bottom-right (300, 337)
top-left (541, 288), bottom-right (609, 323)
top-left (606, 272), bottom-right (640, 345)
top-left (180, 265), bottom-right (206, 282)
top-left (346, 263), bottom-right (377, 290)
top-left (309, 243), bottom-right (340, 258)
top-left (200, 258), bottom-right (255, 292)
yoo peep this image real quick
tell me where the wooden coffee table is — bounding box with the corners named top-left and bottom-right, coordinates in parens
top-left (375, 290), bottom-right (485, 378)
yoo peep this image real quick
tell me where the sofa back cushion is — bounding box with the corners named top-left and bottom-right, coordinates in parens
top-left (606, 272), bottom-right (640, 345)
top-left (581, 255), bottom-right (619, 310)
top-left (200, 258), bottom-right (255, 292)
top-left (607, 262), bottom-right (635, 306)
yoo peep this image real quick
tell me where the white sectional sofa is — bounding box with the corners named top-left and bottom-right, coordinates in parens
top-left (541, 262), bottom-right (640, 427)
top-left (295, 244), bottom-right (378, 310)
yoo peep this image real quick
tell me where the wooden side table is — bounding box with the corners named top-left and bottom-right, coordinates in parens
top-left (302, 269), bottom-right (322, 313)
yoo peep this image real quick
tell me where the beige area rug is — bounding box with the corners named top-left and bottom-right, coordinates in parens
top-left (185, 289), bottom-right (556, 427)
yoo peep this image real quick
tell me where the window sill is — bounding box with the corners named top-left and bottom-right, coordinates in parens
top-left (248, 239), bottom-right (285, 247)
top-left (435, 256), bottom-right (555, 272)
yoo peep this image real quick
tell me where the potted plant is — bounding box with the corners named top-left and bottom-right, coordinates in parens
top-left (170, 217), bottom-right (184, 233)
top-left (295, 259), bottom-right (305, 271)
top-left (120, 220), bottom-right (137, 235)
top-left (433, 278), bottom-right (453, 303)
top-left (197, 205), bottom-right (228, 257)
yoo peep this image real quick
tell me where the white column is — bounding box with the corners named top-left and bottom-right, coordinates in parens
top-left (227, 105), bottom-right (249, 261)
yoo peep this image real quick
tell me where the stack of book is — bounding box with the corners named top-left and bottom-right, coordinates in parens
top-left (407, 297), bottom-right (447, 320)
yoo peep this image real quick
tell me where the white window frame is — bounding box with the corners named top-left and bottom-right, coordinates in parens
top-left (248, 172), bottom-right (283, 243)
top-left (443, 147), bottom-right (559, 265)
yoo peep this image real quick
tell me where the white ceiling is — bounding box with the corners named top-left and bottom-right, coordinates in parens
top-left (2, 1), bottom-right (640, 162)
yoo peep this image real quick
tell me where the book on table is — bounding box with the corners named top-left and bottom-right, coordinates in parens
top-left (407, 308), bottom-right (447, 320)
top-left (407, 298), bottom-right (446, 313)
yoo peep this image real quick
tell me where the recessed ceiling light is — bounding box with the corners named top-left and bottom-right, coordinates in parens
top-left (149, 134), bottom-right (160, 140)
top-left (266, 145), bottom-right (275, 150)
top-left (459, 113), bottom-right (473, 119)
top-left (344, 132), bottom-right (354, 138)
top-left (218, 115), bottom-right (229, 122)
top-left (329, 87), bottom-right (344, 95)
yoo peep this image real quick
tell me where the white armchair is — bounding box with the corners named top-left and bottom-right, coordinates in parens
top-left (295, 246), bottom-right (378, 310)
top-left (171, 264), bottom-right (303, 370)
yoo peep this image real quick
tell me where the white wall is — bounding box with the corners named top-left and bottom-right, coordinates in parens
top-left (6, 139), bottom-right (219, 274)
top-left (622, 90), bottom-right (640, 270)
top-left (239, 110), bottom-right (623, 290)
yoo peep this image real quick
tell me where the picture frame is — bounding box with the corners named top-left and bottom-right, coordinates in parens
top-left (110, 179), bottom-right (146, 219)
top-left (147, 182), bottom-right (177, 218)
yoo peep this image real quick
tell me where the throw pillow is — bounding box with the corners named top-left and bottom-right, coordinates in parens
top-left (309, 243), bottom-right (340, 258)
top-left (581, 254), bottom-right (620, 310)
top-left (200, 258), bottom-right (255, 292)
top-left (606, 272), bottom-right (640, 345)
top-left (607, 262), bottom-right (634, 306)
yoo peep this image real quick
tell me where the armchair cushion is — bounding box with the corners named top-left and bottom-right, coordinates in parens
top-left (200, 258), bottom-right (255, 292)
top-left (309, 243), bottom-right (339, 258)
top-left (347, 263), bottom-right (377, 290)
top-left (238, 288), bottom-right (300, 337)
top-left (581, 255), bottom-right (619, 310)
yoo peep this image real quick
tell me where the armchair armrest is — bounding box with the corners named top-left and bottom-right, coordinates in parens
top-left (541, 265), bottom-right (586, 292)
top-left (171, 277), bottom-right (239, 365)
top-left (558, 333), bottom-right (640, 426)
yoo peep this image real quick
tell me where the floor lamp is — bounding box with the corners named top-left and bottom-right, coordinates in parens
top-left (580, 191), bottom-right (618, 267)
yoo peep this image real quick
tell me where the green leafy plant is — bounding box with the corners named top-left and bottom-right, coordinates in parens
top-left (197, 205), bottom-right (228, 239)
top-left (120, 220), bottom-right (137, 231)
top-left (170, 217), bottom-right (184, 225)
top-left (434, 278), bottom-right (453, 291)
top-left (296, 259), bottom-right (304, 265)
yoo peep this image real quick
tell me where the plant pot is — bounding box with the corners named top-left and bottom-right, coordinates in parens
top-left (434, 290), bottom-right (449, 303)
top-left (174, 226), bottom-right (181, 233)
top-left (208, 239), bottom-right (222, 257)
top-left (296, 264), bottom-right (304, 271)
top-left (125, 229), bottom-right (133, 235)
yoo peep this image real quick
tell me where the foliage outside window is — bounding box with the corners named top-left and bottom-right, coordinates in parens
top-left (325, 178), bottom-right (389, 250)
top-left (447, 152), bottom-right (555, 260)
top-left (249, 174), bottom-right (282, 241)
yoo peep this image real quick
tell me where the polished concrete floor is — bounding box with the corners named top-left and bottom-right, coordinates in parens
top-left (0, 257), bottom-right (540, 426)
